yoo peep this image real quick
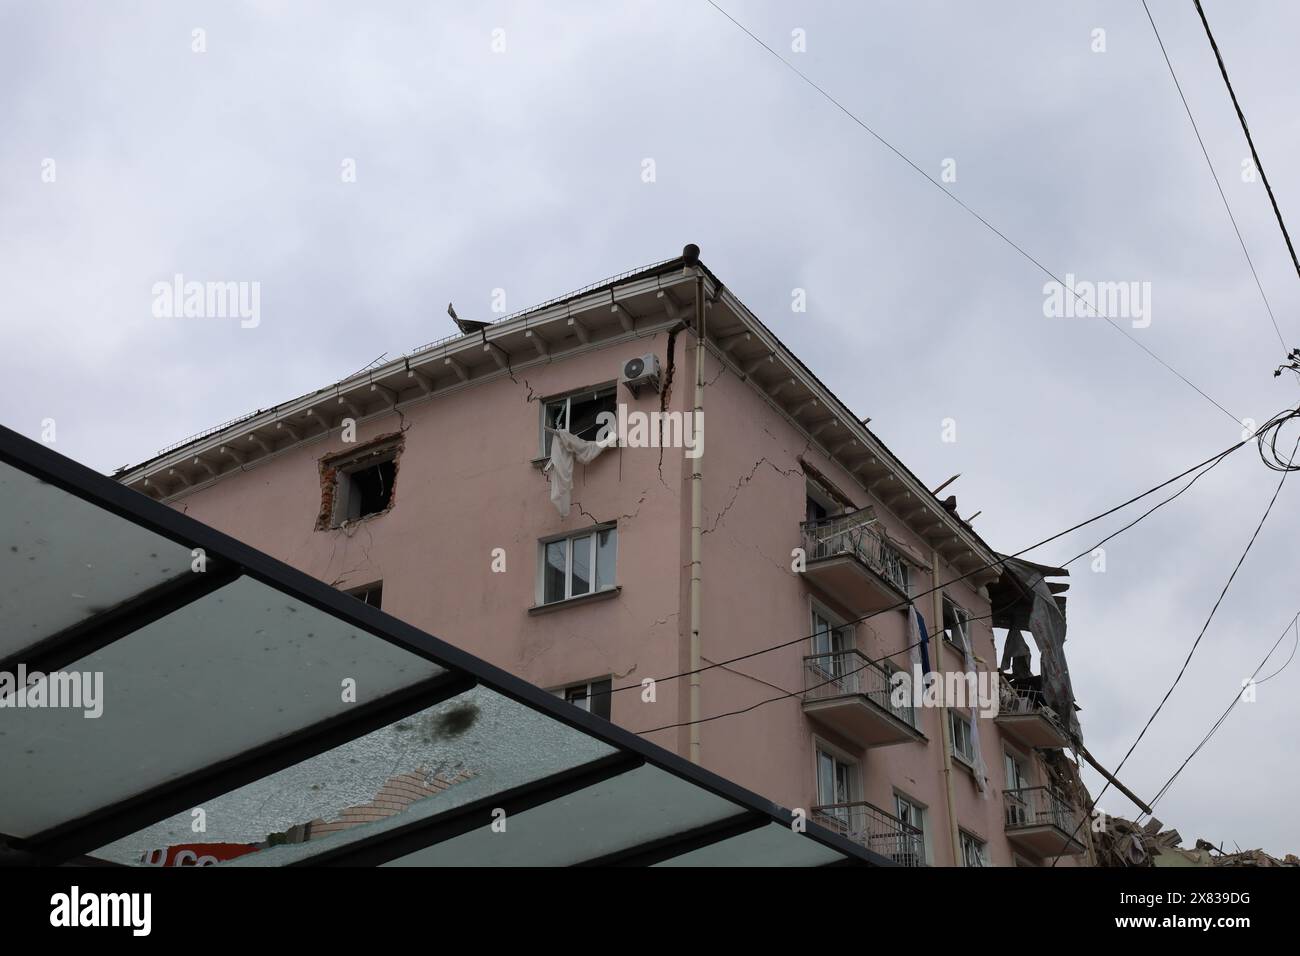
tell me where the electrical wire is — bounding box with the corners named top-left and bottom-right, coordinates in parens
top-left (1255, 405), bottom-right (1300, 472)
top-left (1146, 611), bottom-right (1300, 810)
top-left (1140, 0), bottom-right (1288, 355)
top-left (704, 0), bottom-right (1241, 426)
top-left (1194, 0), bottom-right (1300, 287)
top-left (1051, 435), bottom-right (1300, 864)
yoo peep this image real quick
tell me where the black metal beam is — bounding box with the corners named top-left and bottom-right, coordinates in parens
top-left (0, 426), bottom-right (884, 867)
top-left (0, 561), bottom-right (242, 677)
top-left (573, 812), bottom-right (766, 867)
top-left (14, 670), bottom-right (476, 865)
top-left (295, 752), bottom-right (644, 866)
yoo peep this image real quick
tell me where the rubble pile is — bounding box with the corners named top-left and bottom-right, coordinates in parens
top-left (1094, 815), bottom-right (1298, 867)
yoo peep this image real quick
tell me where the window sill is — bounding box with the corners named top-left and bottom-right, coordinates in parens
top-left (528, 586), bottom-right (621, 616)
top-left (532, 440), bottom-right (620, 468)
top-left (951, 752), bottom-right (979, 777)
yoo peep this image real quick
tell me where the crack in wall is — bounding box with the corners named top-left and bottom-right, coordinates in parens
top-left (656, 323), bottom-right (685, 487)
top-left (573, 486), bottom-right (650, 527)
top-left (703, 456), bottom-right (804, 536)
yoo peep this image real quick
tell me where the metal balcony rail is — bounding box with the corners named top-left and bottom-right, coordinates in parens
top-left (998, 677), bottom-right (1066, 729)
top-left (803, 649), bottom-right (916, 728)
top-left (812, 801), bottom-right (925, 866)
top-left (1003, 786), bottom-right (1082, 835)
top-left (800, 509), bottom-right (909, 595)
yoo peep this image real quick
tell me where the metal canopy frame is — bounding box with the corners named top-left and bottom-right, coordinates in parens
top-left (0, 425), bottom-right (887, 867)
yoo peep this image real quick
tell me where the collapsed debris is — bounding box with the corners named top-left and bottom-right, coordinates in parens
top-left (1093, 815), bottom-right (1298, 867)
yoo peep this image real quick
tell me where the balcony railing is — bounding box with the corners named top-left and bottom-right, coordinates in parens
top-left (998, 678), bottom-right (1059, 723)
top-left (813, 801), bottom-right (926, 866)
top-left (1004, 786), bottom-right (1082, 836)
top-left (995, 676), bottom-right (1070, 749)
top-left (800, 509), bottom-right (909, 596)
top-left (803, 649), bottom-right (916, 729)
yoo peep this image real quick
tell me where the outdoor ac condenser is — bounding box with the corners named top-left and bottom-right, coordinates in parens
top-left (619, 353), bottom-right (661, 395)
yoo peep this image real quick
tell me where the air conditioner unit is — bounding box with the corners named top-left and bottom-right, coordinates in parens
top-left (619, 353), bottom-right (661, 396)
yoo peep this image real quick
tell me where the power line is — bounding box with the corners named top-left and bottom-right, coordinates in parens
top-left (704, 0), bottom-right (1241, 426)
top-left (1140, 0), bottom-right (1288, 354)
top-left (1145, 611), bottom-right (1300, 810)
top-left (1052, 435), bottom-right (1299, 864)
top-left (636, 440), bottom-right (1238, 734)
top-left (1194, 0), bottom-right (1300, 287)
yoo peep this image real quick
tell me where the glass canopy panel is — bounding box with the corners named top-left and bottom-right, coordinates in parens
top-left (381, 763), bottom-right (742, 867)
top-left (95, 686), bottom-right (616, 866)
top-left (0, 460), bottom-right (196, 659)
top-left (0, 576), bottom-right (443, 839)
top-left (654, 822), bottom-right (846, 867)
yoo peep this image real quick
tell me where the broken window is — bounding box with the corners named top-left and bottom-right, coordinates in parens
top-left (346, 582), bottom-right (383, 609)
top-left (317, 437), bottom-right (402, 530)
top-left (554, 677), bottom-right (612, 720)
top-left (804, 477), bottom-right (839, 523)
top-left (541, 384), bottom-right (617, 456)
top-left (540, 526), bottom-right (617, 605)
top-left (942, 596), bottom-right (971, 649)
top-left (959, 830), bottom-right (989, 868)
top-left (894, 793), bottom-right (927, 866)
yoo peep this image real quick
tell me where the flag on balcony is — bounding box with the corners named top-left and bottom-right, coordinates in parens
top-left (908, 605), bottom-right (932, 676)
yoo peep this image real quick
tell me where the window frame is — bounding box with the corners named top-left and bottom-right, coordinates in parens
top-left (317, 437), bottom-right (403, 531)
top-left (552, 676), bottom-right (613, 721)
top-left (813, 737), bottom-right (860, 809)
top-left (345, 581), bottom-right (383, 609)
top-left (540, 383), bottom-right (617, 456)
top-left (959, 829), bottom-right (989, 868)
top-left (893, 790), bottom-right (930, 865)
top-left (949, 709), bottom-right (976, 766)
top-left (537, 524), bottom-right (618, 606)
top-left (942, 594), bottom-right (972, 650)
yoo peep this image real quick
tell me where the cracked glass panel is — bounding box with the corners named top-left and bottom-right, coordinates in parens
top-left (0, 460), bottom-right (195, 660)
top-left (0, 576), bottom-right (442, 839)
top-left (94, 686), bottom-right (615, 866)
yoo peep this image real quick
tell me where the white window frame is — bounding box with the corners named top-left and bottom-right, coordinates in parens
top-left (959, 829), bottom-right (989, 868)
top-left (538, 525), bottom-right (617, 605)
top-left (812, 737), bottom-right (860, 809)
top-left (893, 791), bottom-right (930, 865)
top-left (942, 595), bottom-right (971, 649)
top-left (1004, 747), bottom-right (1032, 827)
top-left (810, 601), bottom-right (853, 654)
top-left (949, 709), bottom-right (976, 766)
top-left (540, 383), bottom-right (617, 456)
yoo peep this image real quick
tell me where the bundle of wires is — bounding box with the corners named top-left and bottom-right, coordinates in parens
top-left (1256, 405), bottom-right (1300, 472)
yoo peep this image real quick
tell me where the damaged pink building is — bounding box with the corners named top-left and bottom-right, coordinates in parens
top-left (118, 248), bottom-right (1093, 866)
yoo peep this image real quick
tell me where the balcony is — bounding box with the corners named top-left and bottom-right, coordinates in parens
top-left (813, 801), bottom-right (926, 866)
top-left (802, 650), bottom-right (924, 747)
top-left (994, 677), bottom-right (1070, 749)
top-left (1003, 786), bottom-right (1088, 858)
top-left (800, 509), bottom-right (910, 616)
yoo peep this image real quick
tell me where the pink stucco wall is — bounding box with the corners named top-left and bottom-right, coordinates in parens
top-left (160, 324), bottom-right (1084, 866)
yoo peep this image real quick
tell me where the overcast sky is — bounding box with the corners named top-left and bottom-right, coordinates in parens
top-left (3, 0), bottom-right (1298, 855)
